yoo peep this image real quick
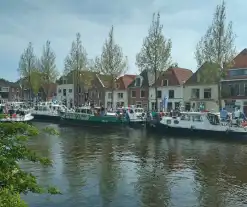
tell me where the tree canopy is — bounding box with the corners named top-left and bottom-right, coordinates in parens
top-left (0, 123), bottom-right (60, 207)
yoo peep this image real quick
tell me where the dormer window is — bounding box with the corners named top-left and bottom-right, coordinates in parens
top-left (161, 79), bottom-right (168, 86)
top-left (135, 77), bottom-right (141, 86)
top-left (115, 83), bottom-right (120, 89)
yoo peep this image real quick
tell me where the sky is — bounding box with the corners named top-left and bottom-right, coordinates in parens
top-left (0, 0), bottom-right (246, 82)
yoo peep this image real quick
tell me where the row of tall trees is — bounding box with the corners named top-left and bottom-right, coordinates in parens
top-left (136, 0), bottom-right (236, 109)
top-left (18, 1), bottom-right (235, 108)
top-left (18, 41), bottom-right (58, 100)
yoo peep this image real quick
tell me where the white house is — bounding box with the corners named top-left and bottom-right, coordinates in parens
top-left (57, 84), bottom-right (74, 108)
top-left (104, 75), bottom-right (136, 109)
top-left (183, 63), bottom-right (222, 111)
top-left (149, 67), bottom-right (193, 111)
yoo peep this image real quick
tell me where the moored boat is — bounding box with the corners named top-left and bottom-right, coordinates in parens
top-left (146, 111), bottom-right (247, 138)
top-left (31, 102), bottom-right (68, 122)
top-left (60, 106), bottom-right (128, 127)
top-left (106, 106), bottom-right (146, 127)
top-left (0, 104), bottom-right (33, 123)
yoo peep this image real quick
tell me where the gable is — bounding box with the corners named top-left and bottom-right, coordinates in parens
top-left (154, 68), bottom-right (179, 86)
top-left (232, 48), bottom-right (247, 69)
top-left (153, 67), bottom-right (192, 87)
top-left (128, 70), bottom-right (149, 88)
top-left (185, 62), bottom-right (219, 85)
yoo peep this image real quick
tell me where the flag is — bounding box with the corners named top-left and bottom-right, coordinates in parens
top-left (163, 96), bottom-right (168, 109)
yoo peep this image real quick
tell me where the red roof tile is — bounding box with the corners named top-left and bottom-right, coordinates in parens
top-left (172, 68), bottom-right (193, 85)
top-left (154, 67), bottom-right (192, 86)
top-left (116, 74), bottom-right (136, 90)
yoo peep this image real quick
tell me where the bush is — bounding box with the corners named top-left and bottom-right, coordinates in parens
top-left (0, 122), bottom-right (60, 207)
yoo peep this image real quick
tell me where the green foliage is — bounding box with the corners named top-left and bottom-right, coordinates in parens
top-left (195, 0), bottom-right (236, 79)
top-left (0, 122), bottom-right (60, 207)
top-left (39, 40), bottom-right (59, 98)
top-left (96, 26), bottom-right (127, 79)
top-left (0, 188), bottom-right (27, 207)
top-left (30, 69), bottom-right (42, 95)
top-left (136, 13), bottom-right (172, 73)
top-left (64, 33), bottom-right (88, 75)
top-left (18, 42), bottom-right (38, 92)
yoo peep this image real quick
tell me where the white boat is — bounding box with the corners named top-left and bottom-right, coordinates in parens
top-left (0, 104), bottom-right (34, 122)
top-left (147, 111), bottom-right (247, 138)
top-left (107, 106), bottom-right (146, 124)
top-left (31, 102), bottom-right (69, 122)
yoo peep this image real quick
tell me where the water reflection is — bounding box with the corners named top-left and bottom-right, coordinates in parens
top-left (22, 123), bottom-right (247, 207)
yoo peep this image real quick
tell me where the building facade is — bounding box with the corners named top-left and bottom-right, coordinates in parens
top-left (0, 79), bottom-right (21, 103)
top-left (149, 67), bottom-right (192, 111)
top-left (127, 70), bottom-right (152, 109)
top-left (183, 63), bottom-right (220, 111)
top-left (221, 48), bottom-right (247, 113)
top-left (104, 74), bottom-right (135, 109)
top-left (57, 84), bottom-right (74, 108)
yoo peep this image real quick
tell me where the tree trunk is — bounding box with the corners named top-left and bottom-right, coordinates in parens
top-left (111, 89), bottom-right (114, 110)
top-left (218, 82), bottom-right (222, 110)
top-left (154, 69), bottom-right (158, 111)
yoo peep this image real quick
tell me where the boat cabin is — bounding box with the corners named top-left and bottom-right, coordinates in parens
top-left (34, 102), bottom-right (67, 112)
top-left (75, 106), bottom-right (94, 115)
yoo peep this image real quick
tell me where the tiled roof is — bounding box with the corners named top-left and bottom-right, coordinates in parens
top-left (231, 48), bottom-right (247, 69)
top-left (116, 74), bottom-right (136, 89)
top-left (128, 69), bottom-right (149, 88)
top-left (154, 67), bottom-right (192, 86)
top-left (97, 74), bottom-right (113, 88)
top-left (172, 68), bottom-right (193, 85)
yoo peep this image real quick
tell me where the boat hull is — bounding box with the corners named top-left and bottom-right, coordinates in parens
top-left (32, 114), bottom-right (61, 123)
top-left (0, 115), bottom-right (34, 123)
top-left (146, 121), bottom-right (247, 139)
top-left (59, 117), bottom-right (128, 128)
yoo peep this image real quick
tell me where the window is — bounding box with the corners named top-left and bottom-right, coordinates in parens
top-left (191, 88), bottom-right (200, 99)
top-left (140, 90), bottom-right (145, 98)
top-left (12, 88), bottom-right (15, 93)
top-left (175, 102), bottom-right (180, 109)
top-left (157, 90), bottom-right (162, 98)
top-left (136, 101), bottom-right (142, 108)
top-left (229, 69), bottom-right (247, 77)
top-left (16, 88), bottom-right (19, 92)
top-left (167, 102), bottom-right (173, 110)
top-left (168, 90), bottom-right (174, 98)
top-left (204, 88), bottom-right (211, 99)
top-left (229, 84), bottom-right (240, 96)
top-left (135, 78), bottom-right (141, 86)
top-left (58, 89), bottom-right (61, 93)
top-left (63, 89), bottom-right (66, 96)
top-left (0, 87), bottom-right (9, 92)
top-left (118, 93), bottom-right (123, 99)
top-left (235, 84), bottom-right (240, 95)
top-left (69, 89), bottom-right (73, 93)
top-left (108, 92), bottom-right (112, 99)
top-left (161, 79), bottom-right (168, 86)
top-left (245, 84), bottom-right (247, 96)
top-left (63, 78), bottom-right (67, 84)
top-left (131, 90), bottom-right (136, 98)
top-left (151, 102), bottom-right (156, 110)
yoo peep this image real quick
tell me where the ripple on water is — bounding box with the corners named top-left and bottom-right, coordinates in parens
top-left (21, 123), bottom-right (247, 207)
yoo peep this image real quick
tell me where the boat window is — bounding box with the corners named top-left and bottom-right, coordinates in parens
top-left (81, 109), bottom-right (87, 113)
top-left (207, 114), bottom-right (220, 125)
top-left (75, 109), bottom-right (80, 113)
top-left (181, 114), bottom-right (190, 121)
top-left (194, 115), bottom-right (202, 122)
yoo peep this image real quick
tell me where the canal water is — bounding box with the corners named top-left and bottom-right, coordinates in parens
top-left (22, 122), bottom-right (247, 207)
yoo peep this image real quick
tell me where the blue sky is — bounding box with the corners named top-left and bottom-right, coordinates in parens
top-left (0, 0), bottom-right (246, 82)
